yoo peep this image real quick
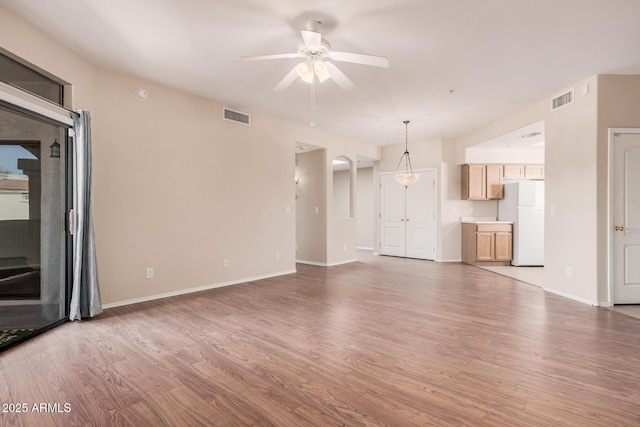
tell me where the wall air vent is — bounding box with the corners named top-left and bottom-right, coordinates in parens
top-left (551, 89), bottom-right (574, 111)
top-left (223, 107), bottom-right (251, 126)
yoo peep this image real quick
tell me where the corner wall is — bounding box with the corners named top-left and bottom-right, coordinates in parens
top-left (296, 149), bottom-right (327, 264)
top-left (597, 74), bottom-right (640, 303)
top-left (0, 5), bottom-right (381, 306)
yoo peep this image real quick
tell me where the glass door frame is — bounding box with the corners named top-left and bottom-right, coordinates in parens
top-left (0, 95), bottom-right (74, 351)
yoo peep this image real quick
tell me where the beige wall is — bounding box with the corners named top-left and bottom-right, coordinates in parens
top-left (465, 147), bottom-right (545, 164)
top-left (545, 76), bottom-right (599, 303)
top-left (356, 167), bottom-right (374, 249)
top-left (1, 5), bottom-right (381, 305)
top-left (92, 69), bottom-right (298, 304)
top-left (454, 76), bottom-right (603, 304)
top-left (332, 168), bottom-right (351, 218)
top-left (295, 149), bottom-right (326, 264)
top-left (0, 8), bottom-right (96, 111)
top-left (597, 74), bottom-right (640, 303)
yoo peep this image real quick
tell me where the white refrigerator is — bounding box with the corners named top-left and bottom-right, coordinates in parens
top-left (498, 181), bottom-right (544, 266)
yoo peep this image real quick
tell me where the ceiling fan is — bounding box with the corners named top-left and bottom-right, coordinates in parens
top-left (237, 20), bottom-right (389, 91)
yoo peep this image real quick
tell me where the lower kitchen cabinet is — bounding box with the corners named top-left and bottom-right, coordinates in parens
top-left (462, 222), bottom-right (513, 266)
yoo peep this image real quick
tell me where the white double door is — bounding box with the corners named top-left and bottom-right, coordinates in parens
top-left (612, 130), bottom-right (640, 303)
top-left (380, 170), bottom-right (436, 260)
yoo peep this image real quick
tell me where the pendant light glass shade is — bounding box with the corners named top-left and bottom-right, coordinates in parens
top-left (394, 120), bottom-right (420, 187)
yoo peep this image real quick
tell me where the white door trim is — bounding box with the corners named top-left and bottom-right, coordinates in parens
top-left (608, 128), bottom-right (640, 305)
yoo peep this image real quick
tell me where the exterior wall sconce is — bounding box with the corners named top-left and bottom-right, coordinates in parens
top-left (50, 139), bottom-right (60, 158)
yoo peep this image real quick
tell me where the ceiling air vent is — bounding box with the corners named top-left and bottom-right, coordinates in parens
top-left (551, 89), bottom-right (573, 111)
top-left (223, 107), bottom-right (251, 126)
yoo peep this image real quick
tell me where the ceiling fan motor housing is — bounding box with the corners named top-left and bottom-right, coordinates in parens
top-left (297, 39), bottom-right (331, 58)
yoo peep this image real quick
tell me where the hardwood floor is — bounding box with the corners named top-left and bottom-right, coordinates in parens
top-left (2, 253), bottom-right (640, 426)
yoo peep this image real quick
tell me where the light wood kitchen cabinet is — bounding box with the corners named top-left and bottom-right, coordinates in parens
top-left (503, 164), bottom-right (525, 179)
top-left (524, 164), bottom-right (544, 179)
top-left (503, 164), bottom-right (544, 180)
top-left (461, 164), bottom-right (503, 200)
top-left (462, 222), bottom-right (512, 266)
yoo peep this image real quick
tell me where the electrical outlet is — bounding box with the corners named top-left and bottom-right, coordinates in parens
top-left (315, 207), bottom-right (319, 214)
top-left (223, 258), bottom-right (228, 267)
top-left (343, 244), bottom-right (347, 251)
top-left (145, 267), bottom-right (154, 279)
top-left (565, 266), bottom-right (572, 277)
top-left (275, 252), bottom-right (280, 261)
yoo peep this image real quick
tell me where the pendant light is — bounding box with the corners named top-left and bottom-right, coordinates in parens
top-left (394, 120), bottom-right (420, 187)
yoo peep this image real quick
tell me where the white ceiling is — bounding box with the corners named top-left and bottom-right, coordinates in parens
top-left (3, 0), bottom-right (640, 146)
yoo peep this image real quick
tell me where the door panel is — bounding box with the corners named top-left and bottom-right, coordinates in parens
top-left (380, 171), bottom-right (436, 260)
top-left (613, 132), bottom-right (640, 303)
top-left (406, 171), bottom-right (436, 259)
top-left (380, 174), bottom-right (405, 256)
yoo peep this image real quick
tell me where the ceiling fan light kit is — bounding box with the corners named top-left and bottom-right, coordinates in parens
top-left (238, 20), bottom-right (389, 91)
top-left (395, 121), bottom-right (420, 187)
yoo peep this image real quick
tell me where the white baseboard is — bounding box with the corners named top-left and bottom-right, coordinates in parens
top-left (357, 247), bottom-right (374, 251)
top-left (102, 269), bottom-right (297, 310)
top-left (598, 301), bottom-right (612, 307)
top-left (296, 259), bottom-right (358, 267)
top-left (437, 259), bottom-right (462, 263)
top-left (327, 259), bottom-right (358, 267)
top-left (296, 259), bottom-right (328, 266)
top-left (543, 287), bottom-right (600, 306)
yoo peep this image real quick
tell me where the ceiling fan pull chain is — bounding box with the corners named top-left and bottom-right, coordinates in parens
top-left (310, 79), bottom-right (316, 128)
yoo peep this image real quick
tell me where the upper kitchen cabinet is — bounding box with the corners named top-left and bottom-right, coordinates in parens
top-left (524, 164), bottom-right (544, 179)
top-left (502, 164), bottom-right (545, 180)
top-left (461, 164), bottom-right (503, 200)
top-left (503, 164), bottom-right (525, 179)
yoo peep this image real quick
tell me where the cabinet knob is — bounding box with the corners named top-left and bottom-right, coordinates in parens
top-left (406, 218), bottom-right (410, 222)
top-left (615, 225), bottom-right (624, 231)
top-left (400, 218), bottom-right (404, 221)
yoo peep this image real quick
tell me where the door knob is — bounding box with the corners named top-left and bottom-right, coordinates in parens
top-left (615, 225), bottom-right (624, 231)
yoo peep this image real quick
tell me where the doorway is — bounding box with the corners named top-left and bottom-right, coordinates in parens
top-left (379, 170), bottom-right (436, 260)
top-left (610, 129), bottom-right (640, 304)
top-left (0, 103), bottom-right (71, 350)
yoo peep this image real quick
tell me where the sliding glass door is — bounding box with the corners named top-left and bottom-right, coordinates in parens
top-left (0, 103), bottom-right (70, 350)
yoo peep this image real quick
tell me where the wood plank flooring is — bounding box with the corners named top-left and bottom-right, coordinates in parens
top-left (2, 253), bottom-right (640, 426)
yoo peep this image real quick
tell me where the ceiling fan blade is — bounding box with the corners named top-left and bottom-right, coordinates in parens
top-left (237, 53), bottom-right (301, 62)
top-left (324, 62), bottom-right (355, 91)
top-left (328, 51), bottom-right (390, 68)
top-left (273, 66), bottom-right (299, 91)
top-left (301, 30), bottom-right (321, 49)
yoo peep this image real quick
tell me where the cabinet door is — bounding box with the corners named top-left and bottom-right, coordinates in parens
top-left (525, 164), bottom-right (544, 179)
top-left (494, 232), bottom-right (513, 261)
top-left (486, 165), bottom-right (503, 199)
top-left (503, 164), bottom-right (525, 179)
top-left (464, 164), bottom-right (486, 200)
top-left (476, 232), bottom-right (495, 261)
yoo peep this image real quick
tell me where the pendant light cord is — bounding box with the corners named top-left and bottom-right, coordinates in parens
top-left (395, 120), bottom-right (413, 173)
top-left (310, 79), bottom-right (316, 128)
